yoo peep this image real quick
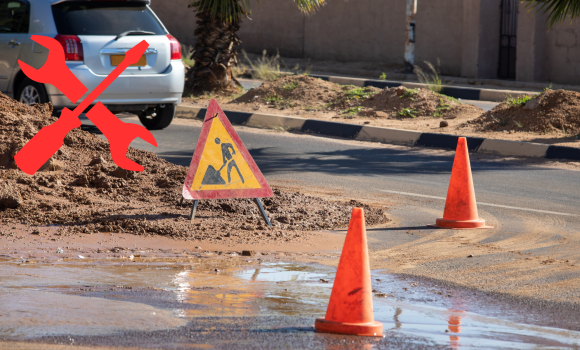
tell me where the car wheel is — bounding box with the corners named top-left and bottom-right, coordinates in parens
top-left (17, 78), bottom-right (49, 106)
top-left (138, 104), bottom-right (175, 130)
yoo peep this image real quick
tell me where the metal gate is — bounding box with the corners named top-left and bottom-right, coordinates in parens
top-left (498, 0), bottom-right (518, 79)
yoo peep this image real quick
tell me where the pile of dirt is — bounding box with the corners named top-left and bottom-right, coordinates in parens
top-left (359, 86), bottom-right (484, 120)
top-left (232, 76), bottom-right (483, 120)
top-left (234, 75), bottom-right (381, 113)
top-left (470, 89), bottom-right (580, 134)
top-left (0, 93), bottom-right (389, 243)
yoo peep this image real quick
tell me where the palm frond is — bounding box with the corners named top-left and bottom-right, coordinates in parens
top-left (524, 0), bottom-right (580, 28)
top-left (191, 0), bottom-right (254, 23)
top-left (293, 0), bottom-right (326, 13)
top-left (190, 0), bottom-right (325, 23)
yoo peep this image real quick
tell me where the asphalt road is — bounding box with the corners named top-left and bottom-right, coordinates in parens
top-left (463, 99), bottom-right (498, 111)
top-left (104, 116), bottom-right (578, 216)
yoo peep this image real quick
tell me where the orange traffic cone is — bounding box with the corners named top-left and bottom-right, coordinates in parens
top-left (447, 311), bottom-right (465, 349)
top-left (315, 208), bottom-right (383, 337)
top-left (433, 137), bottom-right (493, 229)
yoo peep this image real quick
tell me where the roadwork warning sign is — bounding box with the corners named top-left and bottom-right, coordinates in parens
top-left (182, 99), bottom-right (273, 200)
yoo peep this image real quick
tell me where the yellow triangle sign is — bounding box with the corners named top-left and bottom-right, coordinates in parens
top-left (182, 99), bottom-right (273, 200)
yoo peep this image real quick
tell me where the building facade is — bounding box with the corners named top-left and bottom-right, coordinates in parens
top-left (151, 0), bottom-right (580, 85)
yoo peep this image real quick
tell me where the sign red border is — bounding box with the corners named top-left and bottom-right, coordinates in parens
top-left (182, 99), bottom-right (273, 200)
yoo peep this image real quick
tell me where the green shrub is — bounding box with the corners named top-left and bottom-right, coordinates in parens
top-left (397, 108), bottom-right (418, 118)
top-left (342, 85), bottom-right (378, 100)
top-left (399, 88), bottom-right (420, 100)
top-left (343, 106), bottom-right (364, 115)
top-left (505, 95), bottom-right (533, 108)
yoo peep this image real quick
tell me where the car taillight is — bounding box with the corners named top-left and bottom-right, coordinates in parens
top-left (166, 34), bottom-right (181, 60)
top-left (54, 34), bottom-right (83, 61)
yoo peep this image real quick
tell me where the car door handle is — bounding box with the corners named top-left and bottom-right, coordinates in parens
top-left (9, 40), bottom-right (20, 46)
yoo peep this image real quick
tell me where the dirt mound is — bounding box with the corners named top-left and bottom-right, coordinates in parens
top-left (0, 93), bottom-right (388, 243)
top-left (359, 86), bottom-right (484, 120)
top-left (234, 75), bottom-right (372, 112)
top-left (470, 90), bottom-right (580, 135)
top-left (233, 76), bottom-right (482, 120)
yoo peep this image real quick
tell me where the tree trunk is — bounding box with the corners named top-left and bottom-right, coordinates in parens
top-left (186, 6), bottom-right (242, 94)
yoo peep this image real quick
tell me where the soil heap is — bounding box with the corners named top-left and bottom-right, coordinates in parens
top-left (470, 89), bottom-right (580, 135)
top-left (233, 75), bottom-right (483, 120)
top-left (0, 93), bottom-right (388, 243)
top-left (359, 86), bottom-right (483, 120)
top-left (234, 75), bottom-right (377, 113)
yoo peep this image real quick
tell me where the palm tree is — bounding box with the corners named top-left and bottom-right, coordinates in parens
top-left (525, 0), bottom-right (580, 28)
top-left (186, 0), bottom-right (324, 93)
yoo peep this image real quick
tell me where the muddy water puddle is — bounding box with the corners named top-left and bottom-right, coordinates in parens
top-left (1, 258), bottom-right (580, 349)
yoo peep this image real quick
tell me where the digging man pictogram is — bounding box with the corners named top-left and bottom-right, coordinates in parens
top-left (201, 137), bottom-right (245, 186)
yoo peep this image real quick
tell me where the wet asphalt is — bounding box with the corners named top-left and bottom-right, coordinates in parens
top-left (4, 258), bottom-right (580, 349)
top-left (20, 317), bottom-right (447, 350)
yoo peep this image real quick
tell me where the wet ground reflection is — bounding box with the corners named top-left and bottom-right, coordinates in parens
top-left (171, 263), bottom-right (332, 318)
top-left (1, 258), bottom-right (580, 348)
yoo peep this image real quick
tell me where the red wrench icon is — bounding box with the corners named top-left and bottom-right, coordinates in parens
top-left (15, 35), bottom-right (158, 175)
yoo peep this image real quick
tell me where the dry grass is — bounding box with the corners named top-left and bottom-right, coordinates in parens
top-left (181, 44), bottom-right (195, 67)
top-left (241, 50), bottom-right (283, 81)
top-left (414, 60), bottom-right (443, 93)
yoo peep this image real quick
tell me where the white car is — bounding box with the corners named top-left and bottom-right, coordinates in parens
top-left (0, 0), bottom-right (185, 129)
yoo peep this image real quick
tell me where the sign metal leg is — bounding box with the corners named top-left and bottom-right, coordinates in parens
top-left (190, 200), bottom-right (199, 221)
top-left (254, 198), bottom-right (272, 227)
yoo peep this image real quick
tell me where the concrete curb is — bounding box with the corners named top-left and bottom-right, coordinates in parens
top-left (176, 105), bottom-right (580, 161)
top-left (309, 74), bottom-right (535, 102)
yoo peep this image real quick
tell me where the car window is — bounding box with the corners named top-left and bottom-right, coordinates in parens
top-left (52, 2), bottom-right (165, 36)
top-left (0, 0), bottom-right (30, 33)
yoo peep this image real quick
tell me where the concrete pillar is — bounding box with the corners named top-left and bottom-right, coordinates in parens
top-left (415, 0), bottom-right (464, 76)
top-left (461, 0), bottom-right (481, 78)
top-left (516, 2), bottom-right (548, 82)
top-left (461, 0), bottom-right (502, 79)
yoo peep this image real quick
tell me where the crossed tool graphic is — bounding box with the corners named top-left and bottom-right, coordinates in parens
top-left (14, 35), bottom-right (158, 175)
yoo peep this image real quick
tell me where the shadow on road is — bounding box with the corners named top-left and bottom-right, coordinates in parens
top-left (153, 146), bottom-right (545, 178)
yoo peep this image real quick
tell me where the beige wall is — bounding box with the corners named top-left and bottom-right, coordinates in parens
top-left (236, 1), bottom-right (305, 58)
top-left (545, 22), bottom-right (580, 85)
top-left (238, 0), bottom-right (407, 63)
top-left (516, 2), bottom-right (548, 82)
top-left (302, 0), bottom-right (406, 63)
top-left (151, 0), bottom-right (197, 47)
top-left (415, 0), bottom-right (464, 76)
top-left (151, 0), bottom-right (406, 64)
top-left (516, 3), bottom-right (580, 85)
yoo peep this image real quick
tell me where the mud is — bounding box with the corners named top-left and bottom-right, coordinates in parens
top-left (0, 93), bottom-right (388, 242)
top-left (472, 89), bottom-right (580, 135)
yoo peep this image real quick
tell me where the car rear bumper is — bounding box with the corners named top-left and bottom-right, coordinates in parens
top-left (47, 60), bottom-right (185, 109)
